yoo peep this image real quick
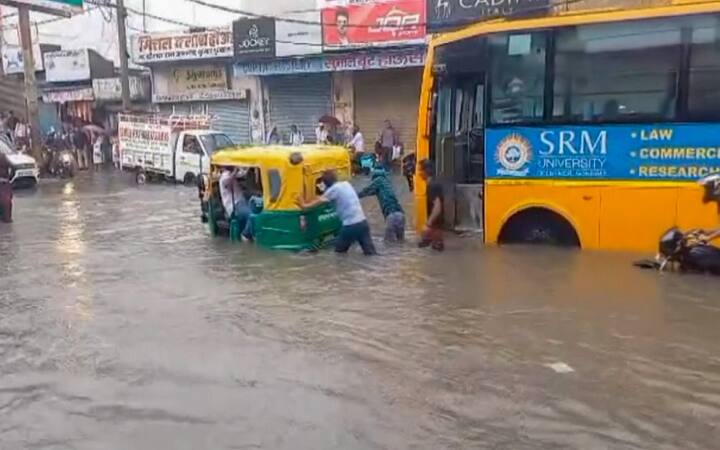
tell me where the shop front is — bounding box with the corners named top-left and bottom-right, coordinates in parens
top-left (152, 64), bottom-right (250, 145)
top-left (235, 47), bottom-right (426, 148)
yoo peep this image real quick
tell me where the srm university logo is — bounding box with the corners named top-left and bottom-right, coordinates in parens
top-left (496, 133), bottom-right (532, 176)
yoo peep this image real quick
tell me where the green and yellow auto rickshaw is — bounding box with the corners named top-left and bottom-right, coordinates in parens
top-left (200, 145), bottom-right (351, 251)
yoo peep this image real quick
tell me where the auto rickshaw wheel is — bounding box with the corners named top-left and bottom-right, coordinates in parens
top-left (136, 171), bottom-right (147, 185)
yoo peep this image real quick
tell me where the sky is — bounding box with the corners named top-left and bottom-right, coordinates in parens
top-left (0, 0), bottom-right (317, 65)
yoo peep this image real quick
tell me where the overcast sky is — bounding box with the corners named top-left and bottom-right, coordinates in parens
top-left (0, 0), bottom-right (317, 65)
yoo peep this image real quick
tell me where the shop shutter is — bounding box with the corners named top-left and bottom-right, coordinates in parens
top-left (266, 74), bottom-right (332, 144)
top-left (208, 101), bottom-right (250, 145)
top-left (159, 101), bottom-right (249, 145)
top-left (354, 68), bottom-right (422, 153)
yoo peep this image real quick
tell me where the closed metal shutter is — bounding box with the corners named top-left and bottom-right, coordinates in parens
top-left (208, 101), bottom-right (250, 145)
top-left (354, 68), bottom-right (422, 153)
top-left (159, 101), bottom-right (250, 145)
top-left (266, 74), bottom-right (332, 144)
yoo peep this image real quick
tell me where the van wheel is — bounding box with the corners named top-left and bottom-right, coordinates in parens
top-left (499, 208), bottom-right (580, 247)
top-left (183, 173), bottom-right (196, 187)
top-left (136, 171), bottom-right (147, 185)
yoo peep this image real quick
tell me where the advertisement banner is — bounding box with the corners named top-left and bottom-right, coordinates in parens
top-left (92, 77), bottom-right (148, 101)
top-left (234, 47), bottom-right (425, 76)
top-left (44, 49), bottom-right (90, 82)
top-left (322, 0), bottom-right (426, 50)
top-left (427, 0), bottom-right (550, 32)
top-left (486, 124), bottom-right (720, 182)
top-left (118, 121), bottom-right (171, 155)
top-left (41, 87), bottom-right (94, 103)
top-left (233, 17), bottom-right (276, 60)
top-left (276, 11), bottom-right (322, 57)
top-left (1, 43), bottom-right (43, 74)
top-left (132, 27), bottom-right (233, 64)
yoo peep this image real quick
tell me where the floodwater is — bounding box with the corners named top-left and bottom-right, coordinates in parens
top-left (1, 172), bottom-right (719, 450)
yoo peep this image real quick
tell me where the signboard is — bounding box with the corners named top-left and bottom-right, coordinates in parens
top-left (234, 47), bottom-right (425, 76)
top-left (152, 64), bottom-right (246, 103)
top-left (1, 43), bottom-right (43, 74)
top-left (427, 0), bottom-right (550, 32)
top-left (119, 121), bottom-right (170, 153)
top-left (44, 49), bottom-right (90, 82)
top-left (132, 27), bottom-right (233, 64)
top-left (41, 87), bottom-right (94, 103)
top-left (322, 0), bottom-right (425, 50)
top-left (0, 0), bottom-right (83, 16)
top-left (92, 77), bottom-right (148, 101)
top-left (233, 17), bottom-right (275, 60)
top-left (486, 124), bottom-right (720, 182)
top-left (276, 11), bottom-right (322, 57)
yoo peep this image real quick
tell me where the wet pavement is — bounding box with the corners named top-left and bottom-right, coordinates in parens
top-left (1, 171), bottom-right (719, 449)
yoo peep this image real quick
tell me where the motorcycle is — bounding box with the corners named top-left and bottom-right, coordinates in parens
top-left (54, 149), bottom-right (76, 179)
top-left (635, 228), bottom-right (720, 275)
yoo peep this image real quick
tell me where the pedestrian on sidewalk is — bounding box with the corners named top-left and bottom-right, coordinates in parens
top-left (418, 159), bottom-right (445, 251)
top-left (357, 168), bottom-right (405, 242)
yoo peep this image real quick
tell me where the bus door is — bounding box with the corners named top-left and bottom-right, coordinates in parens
top-left (435, 76), bottom-right (486, 231)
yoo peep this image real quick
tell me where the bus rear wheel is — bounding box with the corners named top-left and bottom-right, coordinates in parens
top-left (499, 208), bottom-right (580, 248)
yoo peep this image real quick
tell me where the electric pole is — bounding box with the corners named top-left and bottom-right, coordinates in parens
top-left (116, 0), bottom-right (131, 111)
top-left (18, 6), bottom-right (42, 161)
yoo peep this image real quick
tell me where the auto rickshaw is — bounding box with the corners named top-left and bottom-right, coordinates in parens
top-left (200, 145), bottom-right (351, 251)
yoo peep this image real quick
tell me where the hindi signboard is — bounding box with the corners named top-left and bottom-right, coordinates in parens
top-left (132, 27), bottom-right (234, 64)
top-left (44, 49), bottom-right (90, 82)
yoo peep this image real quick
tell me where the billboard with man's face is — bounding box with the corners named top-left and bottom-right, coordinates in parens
top-left (321, 0), bottom-right (426, 51)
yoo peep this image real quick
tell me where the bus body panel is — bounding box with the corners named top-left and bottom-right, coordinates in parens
top-left (417, 2), bottom-right (720, 251)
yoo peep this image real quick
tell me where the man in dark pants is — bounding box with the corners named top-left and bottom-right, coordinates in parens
top-left (357, 168), bottom-right (405, 242)
top-left (0, 153), bottom-right (13, 223)
top-left (419, 159), bottom-right (444, 251)
top-left (297, 170), bottom-right (376, 255)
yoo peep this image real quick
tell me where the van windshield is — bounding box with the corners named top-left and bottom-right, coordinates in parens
top-left (200, 134), bottom-right (234, 155)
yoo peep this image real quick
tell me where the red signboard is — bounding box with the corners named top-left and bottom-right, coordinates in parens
top-left (322, 0), bottom-right (426, 50)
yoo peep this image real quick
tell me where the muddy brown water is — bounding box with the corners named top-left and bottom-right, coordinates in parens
top-left (1, 172), bottom-right (719, 449)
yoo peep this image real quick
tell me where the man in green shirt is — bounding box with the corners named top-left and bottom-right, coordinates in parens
top-left (357, 168), bottom-right (405, 242)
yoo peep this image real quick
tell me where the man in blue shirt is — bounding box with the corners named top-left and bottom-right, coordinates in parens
top-left (297, 170), bottom-right (376, 255)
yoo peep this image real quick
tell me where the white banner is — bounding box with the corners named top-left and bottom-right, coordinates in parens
top-left (92, 77), bottom-right (148, 101)
top-left (42, 87), bottom-right (94, 103)
top-left (1, 43), bottom-right (43, 74)
top-left (44, 49), bottom-right (90, 82)
top-left (276, 11), bottom-right (323, 57)
top-left (152, 90), bottom-right (247, 104)
top-left (131, 27), bottom-right (234, 64)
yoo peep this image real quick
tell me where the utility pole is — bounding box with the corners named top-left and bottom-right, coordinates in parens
top-left (17, 6), bottom-right (42, 161)
top-left (116, 0), bottom-right (131, 111)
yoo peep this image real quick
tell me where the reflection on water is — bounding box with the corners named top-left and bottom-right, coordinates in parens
top-left (0, 172), bottom-right (719, 449)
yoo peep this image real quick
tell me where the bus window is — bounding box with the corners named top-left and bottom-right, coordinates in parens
top-left (489, 32), bottom-right (547, 124)
top-left (554, 19), bottom-right (681, 122)
top-left (688, 15), bottom-right (720, 118)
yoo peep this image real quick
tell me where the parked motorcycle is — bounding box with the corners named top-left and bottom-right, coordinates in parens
top-left (635, 228), bottom-right (720, 275)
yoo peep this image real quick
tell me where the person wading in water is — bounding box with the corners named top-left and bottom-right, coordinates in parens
top-left (0, 152), bottom-right (14, 223)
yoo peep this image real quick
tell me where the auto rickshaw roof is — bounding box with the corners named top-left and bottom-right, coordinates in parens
top-left (211, 145), bottom-right (349, 169)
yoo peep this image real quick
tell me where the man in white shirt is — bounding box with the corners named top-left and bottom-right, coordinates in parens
top-left (290, 125), bottom-right (304, 146)
top-left (315, 123), bottom-right (329, 144)
top-left (219, 167), bottom-right (253, 240)
top-left (348, 125), bottom-right (364, 154)
top-left (296, 170), bottom-right (376, 255)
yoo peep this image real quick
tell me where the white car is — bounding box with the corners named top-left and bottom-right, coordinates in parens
top-left (0, 137), bottom-right (39, 188)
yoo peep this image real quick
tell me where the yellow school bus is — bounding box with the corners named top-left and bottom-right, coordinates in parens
top-left (415, 1), bottom-right (720, 251)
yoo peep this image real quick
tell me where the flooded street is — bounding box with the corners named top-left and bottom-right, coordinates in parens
top-left (1, 172), bottom-right (719, 450)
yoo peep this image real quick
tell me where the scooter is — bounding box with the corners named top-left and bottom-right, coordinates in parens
top-left (635, 228), bottom-right (720, 275)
